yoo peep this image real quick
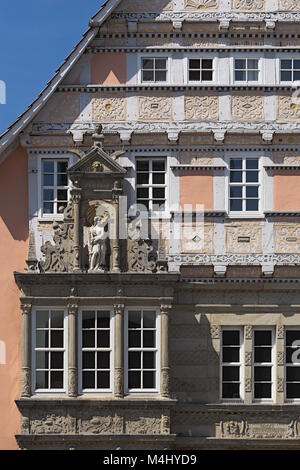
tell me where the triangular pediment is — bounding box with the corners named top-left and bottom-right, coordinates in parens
top-left (69, 146), bottom-right (126, 176)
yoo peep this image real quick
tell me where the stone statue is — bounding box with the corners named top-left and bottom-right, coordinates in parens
top-left (89, 212), bottom-right (109, 272)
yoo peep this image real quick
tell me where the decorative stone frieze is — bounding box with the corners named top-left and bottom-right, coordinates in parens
top-left (232, 95), bottom-right (264, 122)
top-left (138, 95), bottom-right (173, 122)
top-left (218, 419), bottom-right (299, 439)
top-left (92, 94), bottom-right (126, 122)
top-left (231, 0), bottom-right (264, 10)
top-left (185, 0), bottom-right (219, 10)
top-left (274, 224), bottom-right (300, 254)
top-left (225, 222), bottom-right (262, 254)
top-left (185, 95), bottom-right (219, 122)
top-left (168, 253), bottom-right (300, 266)
top-left (278, 95), bottom-right (300, 122)
top-left (279, 0), bottom-right (299, 11)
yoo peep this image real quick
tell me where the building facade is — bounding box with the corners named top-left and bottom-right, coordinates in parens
top-left (1, 0), bottom-right (300, 450)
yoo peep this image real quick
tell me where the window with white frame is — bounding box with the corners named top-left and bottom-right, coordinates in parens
top-left (33, 309), bottom-right (67, 392)
top-left (141, 58), bottom-right (168, 83)
top-left (285, 329), bottom-right (300, 400)
top-left (188, 58), bottom-right (214, 82)
top-left (229, 157), bottom-right (260, 213)
top-left (234, 58), bottom-right (259, 82)
top-left (136, 158), bottom-right (167, 212)
top-left (280, 59), bottom-right (300, 83)
top-left (42, 159), bottom-right (69, 216)
top-left (125, 309), bottom-right (159, 392)
top-left (221, 328), bottom-right (243, 400)
top-left (79, 310), bottom-right (113, 392)
top-left (253, 329), bottom-right (274, 400)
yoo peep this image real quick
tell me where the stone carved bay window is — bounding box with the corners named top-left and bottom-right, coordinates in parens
top-left (79, 310), bottom-right (114, 393)
top-left (33, 309), bottom-right (67, 393)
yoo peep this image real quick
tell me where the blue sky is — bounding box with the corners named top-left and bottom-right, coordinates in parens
top-left (0, 0), bottom-right (104, 133)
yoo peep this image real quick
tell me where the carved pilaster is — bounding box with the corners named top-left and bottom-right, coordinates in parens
top-left (70, 189), bottom-right (82, 273)
top-left (21, 303), bottom-right (32, 398)
top-left (112, 190), bottom-right (121, 273)
top-left (68, 301), bottom-right (78, 397)
top-left (160, 304), bottom-right (172, 399)
top-left (114, 303), bottom-right (125, 398)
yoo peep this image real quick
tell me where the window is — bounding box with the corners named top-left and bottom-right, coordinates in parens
top-left (280, 59), bottom-right (300, 82)
top-left (125, 309), bottom-right (159, 392)
top-left (136, 158), bottom-right (167, 212)
top-left (234, 58), bottom-right (259, 82)
top-left (141, 58), bottom-right (167, 83)
top-left (79, 310), bottom-right (113, 392)
top-left (42, 159), bottom-right (68, 216)
top-left (285, 329), bottom-right (300, 400)
top-left (221, 329), bottom-right (243, 400)
top-left (188, 58), bottom-right (213, 82)
top-left (33, 309), bottom-right (67, 392)
top-left (229, 157), bottom-right (260, 213)
top-left (253, 329), bottom-right (274, 400)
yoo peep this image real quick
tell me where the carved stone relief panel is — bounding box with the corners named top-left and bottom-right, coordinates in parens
top-left (181, 223), bottom-right (214, 254)
top-left (124, 412), bottom-right (163, 435)
top-left (115, 0), bottom-right (173, 12)
top-left (78, 413), bottom-right (123, 435)
top-left (185, 95), bottom-right (219, 122)
top-left (231, 0), bottom-right (265, 10)
top-left (217, 420), bottom-right (299, 439)
top-left (231, 95), bottom-right (264, 122)
top-left (92, 93), bottom-right (126, 122)
top-left (279, 0), bottom-right (299, 11)
top-left (35, 92), bottom-right (80, 124)
top-left (185, 0), bottom-right (219, 10)
top-left (274, 223), bottom-right (300, 254)
top-left (180, 152), bottom-right (213, 165)
top-left (138, 95), bottom-right (173, 121)
top-left (277, 96), bottom-right (300, 122)
top-left (273, 153), bottom-right (300, 165)
top-left (30, 413), bottom-right (74, 435)
top-left (225, 222), bottom-right (262, 254)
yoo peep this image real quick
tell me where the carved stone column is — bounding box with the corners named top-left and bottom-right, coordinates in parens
top-left (160, 304), bottom-right (172, 399)
top-left (71, 189), bottom-right (82, 272)
top-left (112, 188), bottom-right (121, 273)
top-left (114, 303), bottom-right (125, 398)
top-left (68, 302), bottom-right (78, 397)
top-left (21, 303), bottom-right (32, 398)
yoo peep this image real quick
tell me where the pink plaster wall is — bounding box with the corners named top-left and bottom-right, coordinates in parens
top-left (180, 172), bottom-right (214, 210)
top-left (91, 52), bottom-right (127, 85)
top-left (274, 170), bottom-right (300, 210)
top-left (0, 146), bottom-right (28, 449)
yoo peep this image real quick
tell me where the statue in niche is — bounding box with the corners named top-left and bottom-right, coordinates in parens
top-left (89, 211), bottom-right (110, 272)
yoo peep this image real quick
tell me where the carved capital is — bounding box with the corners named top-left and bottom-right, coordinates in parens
top-left (114, 304), bottom-right (125, 316)
top-left (20, 303), bottom-right (32, 316)
top-left (160, 304), bottom-right (172, 315)
top-left (68, 302), bottom-right (79, 316)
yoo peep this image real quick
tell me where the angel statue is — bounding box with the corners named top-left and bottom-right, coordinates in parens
top-left (89, 211), bottom-right (110, 272)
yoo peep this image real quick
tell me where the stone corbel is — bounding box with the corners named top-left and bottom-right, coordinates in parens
top-left (168, 130), bottom-right (180, 143)
top-left (219, 19), bottom-right (230, 31)
top-left (68, 129), bottom-right (85, 145)
top-left (119, 130), bottom-right (133, 144)
top-left (213, 130), bottom-right (226, 142)
top-left (261, 131), bottom-right (274, 143)
top-left (262, 264), bottom-right (274, 277)
top-left (214, 265), bottom-right (227, 277)
top-left (172, 20), bottom-right (183, 32)
top-left (266, 20), bottom-right (276, 30)
top-left (127, 21), bottom-right (138, 33)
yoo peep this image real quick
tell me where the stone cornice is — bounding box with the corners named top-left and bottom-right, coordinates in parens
top-left (87, 46), bottom-right (300, 54)
top-left (109, 11), bottom-right (300, 24)
top-left (57, 84), bottom-right (299, 92)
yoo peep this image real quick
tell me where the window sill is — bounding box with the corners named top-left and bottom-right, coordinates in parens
top-left (38, 215), bottom-right (64, 223)
top-left (226, 213), bottom-right (265, 219)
